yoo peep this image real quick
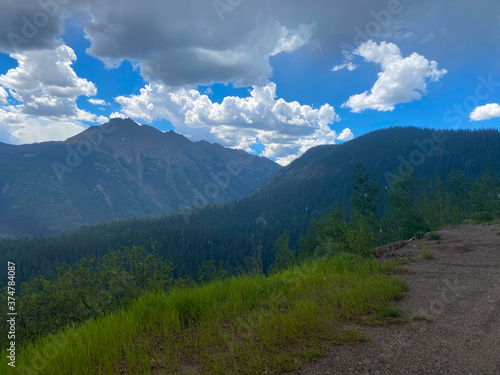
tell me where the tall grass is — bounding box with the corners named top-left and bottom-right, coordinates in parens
top-left (8, 254), bottom-right (406, 374)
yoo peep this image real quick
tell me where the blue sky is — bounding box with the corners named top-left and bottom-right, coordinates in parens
top-left (0, 0), bottom-right (498, 164)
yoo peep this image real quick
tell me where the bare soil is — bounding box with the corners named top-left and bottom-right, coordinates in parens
top-left (285, 223), bottom-right (500, 375)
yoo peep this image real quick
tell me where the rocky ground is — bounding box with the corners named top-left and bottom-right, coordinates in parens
top-left (285, 223), bottom-right (500, 375)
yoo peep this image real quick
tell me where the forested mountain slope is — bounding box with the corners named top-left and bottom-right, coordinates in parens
top-left (1, 127), bottom-right (499, 283)
top-left (0, 118), bottom-right (280, 238)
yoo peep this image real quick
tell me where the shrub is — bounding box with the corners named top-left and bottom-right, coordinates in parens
top-left (415, 230), bottom-right (426, 239)
top-left (429, 232), bottom-right (441, 241)
top-left (471, 211), bottom-right (495, 224)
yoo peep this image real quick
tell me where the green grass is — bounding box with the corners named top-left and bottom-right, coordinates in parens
top-left (420, 247), bottom-right (435, 260)
top-left (7, 254), bottom-right (406, 375)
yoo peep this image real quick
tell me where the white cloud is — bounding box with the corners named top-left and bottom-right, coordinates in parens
top-left (116, 82), bottom-right (348, 165)
top-left (0, 44), bottom-right (105, 144)
top-left (0, 86), bottom-right (8, 105)
top-left (88, 98), bottom-right (108, 106)
top-left (331, 62), bottom-right (358, 72)
top-left (109, 112), bottom-right (127, 119)
top-left (0, 45), bottom-right (97, 116)
top-left (271, 24), bottom-right (315, 56)
top-left (10, 119), bottom-right (86, 144)
top-left (96, 115), bottom-right (109, 124)
top-left (0, 103), bottom-right (91, 144)
top-left (470, 103), bottom-right (500, 121)
top-left (337, 128), bottom-right (354, 141)
top-left (342, 40), bottom-right (447, 113)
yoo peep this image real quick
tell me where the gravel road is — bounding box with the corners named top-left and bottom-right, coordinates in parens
top-left (284, 223), bottom-right (500, 375)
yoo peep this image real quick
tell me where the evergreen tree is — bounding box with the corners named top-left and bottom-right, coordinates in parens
top-left (272, 230), bottom-right (295, 272)
top-left (388, 172), bottom-right (429, 238)
top-left (350, 162), bottom-right (381, 242)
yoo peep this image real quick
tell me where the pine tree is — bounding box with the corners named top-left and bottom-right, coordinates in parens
top-left (350, 163), bottom-right (380, 241)
top-left (272, 230), bottom-right (295, 272)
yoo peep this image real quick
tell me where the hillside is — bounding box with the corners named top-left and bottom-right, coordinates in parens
top-left (5, 253), bottom-right (407, 374)
top-left (6, 223), bottom-right (499, 374)
top-left (0, 118), bottom-right (281, 238)
top-left (1, 126), bottom-right (498, 285)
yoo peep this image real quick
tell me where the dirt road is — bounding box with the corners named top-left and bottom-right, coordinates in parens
top-left (286, 224), bottom-right (500, 375)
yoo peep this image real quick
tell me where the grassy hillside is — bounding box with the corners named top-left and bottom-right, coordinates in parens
top-left (5, 254), bottom-right (406, 374)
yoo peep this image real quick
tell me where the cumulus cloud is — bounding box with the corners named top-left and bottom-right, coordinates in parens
top-left (0, 0), bottom-right (498, 88)
top-left (10, 118), bottom-right (86, 144)
top-left (0, 45), bottom-right (97, 116)
top-left (0, 44), bottom-right (104, 144)
top-left (109, 112), bottom-right (127, 119)
top-left (115, 82), bottom-right (348, 165)
top-left (88, 98), bottom-right (108, 106)
top-left (0, 86), bottom-right (8, 105)
top-left (470, 103), bottom-right (500, 121)
top-left (342, 40), bottom-right (447, 112)
top-left (337, 128), bottom-right (354, 141)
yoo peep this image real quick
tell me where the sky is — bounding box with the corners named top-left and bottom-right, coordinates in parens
top-left (0, 0), bottom-right (499, 165)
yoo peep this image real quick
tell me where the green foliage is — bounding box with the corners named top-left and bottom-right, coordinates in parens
top-left (1, 245), bottom-right (174, 348)
top-left (243, 234), bottom-right (264, 276)
top-left (272, 230), bottom-right (296, 272)
top-left (197, 260), bottom-right (229, 284)
top-left (415, 230), bottom-right (426, 239)
top-left (429, 232), bottom-right (441, 240)
top-left (350, 163), bottom-right (380, 237)
top-left (298, 205), bottom-right (376, 260)
top-left (470, 169), bottom-right (500, 215)
top-left (387, 172), bottom-right (430, 239)
top-left (471, 211), bottom-right (495, 224)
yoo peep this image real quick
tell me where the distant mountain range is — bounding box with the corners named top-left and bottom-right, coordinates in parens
top-left (0, 118), bottom-right (281, 238)
top-left (3, 126), bottom-right (499, 285)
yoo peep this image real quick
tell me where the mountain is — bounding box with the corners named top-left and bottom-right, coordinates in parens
top-left (2, 126), bottom-right (499, 285)
top-left (0, 118), bottom-right (281, 238)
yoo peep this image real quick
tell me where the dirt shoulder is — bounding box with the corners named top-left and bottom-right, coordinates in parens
top-left (285, 223), bottom-right (500, 375)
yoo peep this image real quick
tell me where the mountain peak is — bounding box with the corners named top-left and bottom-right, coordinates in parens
top-left (106, 118), bottom-right (141, 130)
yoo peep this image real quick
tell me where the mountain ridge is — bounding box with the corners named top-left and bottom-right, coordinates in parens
top-left (0, 118), bottom-right (281, 238)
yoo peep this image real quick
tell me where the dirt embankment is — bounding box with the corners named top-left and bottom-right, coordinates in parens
top-left (286, 223), bottom-right (500, 375)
